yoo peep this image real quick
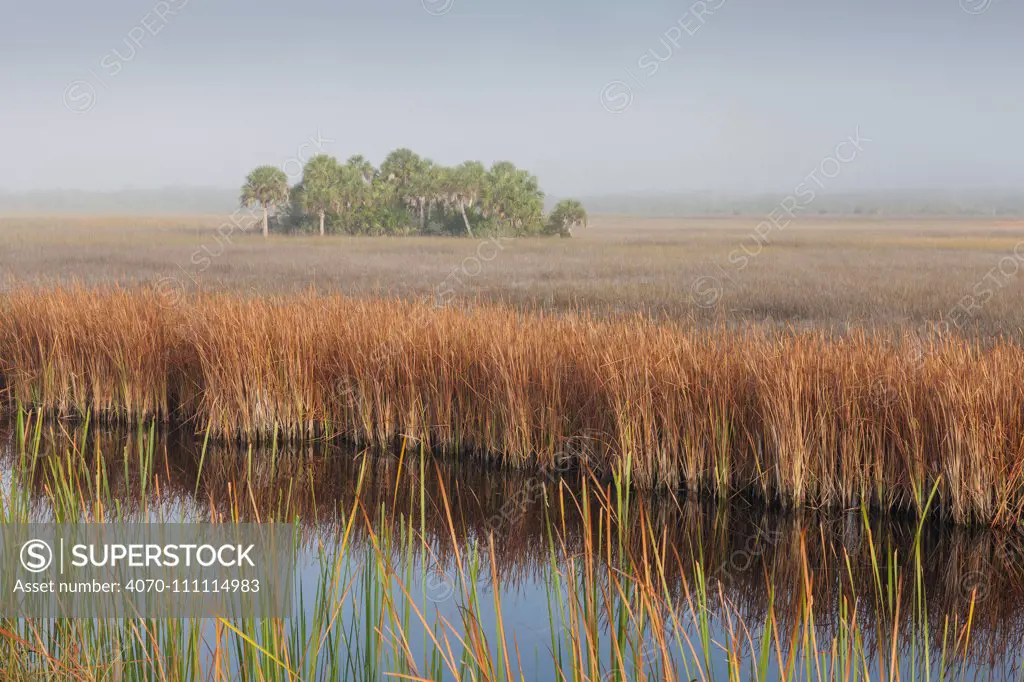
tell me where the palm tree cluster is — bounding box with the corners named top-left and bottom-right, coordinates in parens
top-left (241, 149), bottom-right (587, 238)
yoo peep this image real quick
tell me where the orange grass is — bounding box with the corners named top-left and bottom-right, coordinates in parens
top-left (1, 286), bottom-right (1023, 526)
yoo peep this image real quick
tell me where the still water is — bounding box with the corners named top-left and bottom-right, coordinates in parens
top-left (1, 418), bottom-right (1021, 681)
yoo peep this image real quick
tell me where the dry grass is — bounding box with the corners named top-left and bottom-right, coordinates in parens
top-left (3, 214), bottom-right (1024, 337)
top-left (2, 286), bottom-right (1024, 526)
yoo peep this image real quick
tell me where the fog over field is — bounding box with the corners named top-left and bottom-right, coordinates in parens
top-left (1, 0), bottom-right (1022, 200)
top-left (2, 188), bottom-right (1023, 217)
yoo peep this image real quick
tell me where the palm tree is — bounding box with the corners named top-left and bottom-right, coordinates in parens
top-left (380, 149), bottom-right (425, 191)
top-left (381, 148), bottom-right (429, 232)
top-left (424, 163), bottom-right (449, 231)
top-left (485, 162), bottom-right (545, 235)
top-left (407, 161), bottom-right (438, 233)
top-left (335, 164), bottom-right (371, 234)
top-left (546, 199), bottom-right (589, 238)
top-left (450, 161), bottom-right (486, 237)
top-left (241, 166), bottom-right (290, 238)
top-left (300, 155), bottom-right (344, 236)
top-left (346, 155), bottom-right (376, 185)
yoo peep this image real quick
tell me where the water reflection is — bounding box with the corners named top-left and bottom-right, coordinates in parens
top-left (2, 417), bottom-right (1023, 678)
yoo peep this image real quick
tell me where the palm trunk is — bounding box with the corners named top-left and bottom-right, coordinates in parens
top-left (419, 201), bottom-right (426, 232)
top-left (319, 210), bottom-right (325, 237)
top-left (460, 203), bottom-right (474, 237)
top-left (262, 206), bottom-right (269, 238)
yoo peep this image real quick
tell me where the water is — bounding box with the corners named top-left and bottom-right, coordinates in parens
top-left (1, 417), bottom-right (1022, 680)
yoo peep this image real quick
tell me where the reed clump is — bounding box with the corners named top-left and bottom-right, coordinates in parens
top-left (2, 286), bottom-right (1023, 525)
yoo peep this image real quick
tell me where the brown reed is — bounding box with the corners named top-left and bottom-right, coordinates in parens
top-left (1, 286), bottom-right (1023, 525)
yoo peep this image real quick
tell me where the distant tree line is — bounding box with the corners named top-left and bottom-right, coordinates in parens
top-left (240, 149), bottom-right (587, 239)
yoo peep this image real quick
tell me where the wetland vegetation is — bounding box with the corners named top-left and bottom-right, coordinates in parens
top-left (2, 287), bottom-right (1024, 526)
top-left (7, 0), bottom-right (1022, 675)
top-left (2, 216), bottom-right (1023, 680)
top-left (0, 416), bottom-right (1019, 680)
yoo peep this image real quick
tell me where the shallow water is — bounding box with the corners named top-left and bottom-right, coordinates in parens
top-left (1, 418), bottom-right (1022, 680)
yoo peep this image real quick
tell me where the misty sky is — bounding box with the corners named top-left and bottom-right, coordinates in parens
top-left (1, 0), bottom-right (1020, 196)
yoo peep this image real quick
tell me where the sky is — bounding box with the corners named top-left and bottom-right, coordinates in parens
top-left (1, 0), bottom-right (1021, 197)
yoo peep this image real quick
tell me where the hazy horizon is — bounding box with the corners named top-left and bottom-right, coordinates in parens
top-left (3, 186), bottom-right (1022, 218)
top-left (3, 0), bottom-right (1021, 197)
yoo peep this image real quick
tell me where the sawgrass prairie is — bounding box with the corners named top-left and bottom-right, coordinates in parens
top-left (2, 213), bottom-right (1022, 338)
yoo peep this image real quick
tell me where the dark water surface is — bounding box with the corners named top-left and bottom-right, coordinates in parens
top-left (1, 418), bottom-right (1022, 680)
